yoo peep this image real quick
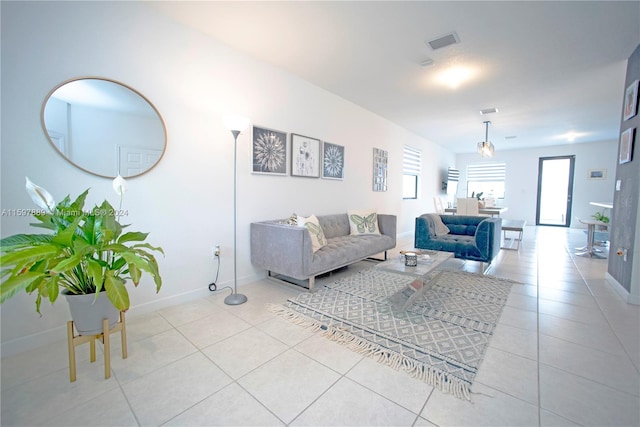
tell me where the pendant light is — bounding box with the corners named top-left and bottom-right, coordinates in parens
top-left (477, 121), bottom-right (495, 157)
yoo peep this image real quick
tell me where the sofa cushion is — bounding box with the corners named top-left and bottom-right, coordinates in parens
top-left (317, 214), bottom-right (351, 239)
top-left (310, 234), bottom-right (394, 275)
top-left (297, 214), bottom-right (327, 252)
top-left (348, 209), bottom-right (381, 235)
top-left (446, 224), bottom-right (477, 236)
top-left (281, 213), bottom-right (298, 225)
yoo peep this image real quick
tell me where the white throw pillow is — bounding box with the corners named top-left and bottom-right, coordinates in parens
top-left (297, 214), bottom-right (327, 252)
top-left (348, 209), bottom-right (381, 235)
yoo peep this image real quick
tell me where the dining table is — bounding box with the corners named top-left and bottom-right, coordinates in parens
top-left (589, 201), bottom-right (613, 209)
top-left (444, 207), bottom-right (509, 217)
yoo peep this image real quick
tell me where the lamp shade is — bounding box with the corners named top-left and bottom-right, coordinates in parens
top-left (477, 141), bottom-right (495, 157)
top-left (223, 115), bottom-right (250, 133)
top-left (476, 121), bottom-right (495, 157)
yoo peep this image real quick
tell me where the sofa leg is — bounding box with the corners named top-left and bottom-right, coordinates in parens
top-left (481, 262), bottom-right (492, 275)
top-left (267, 271), bottom-right (316, 292)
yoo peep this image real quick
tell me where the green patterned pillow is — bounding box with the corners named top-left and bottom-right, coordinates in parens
top-left (348, 209), bottom-right (381, 236)
top-left (297, 214), bottom-right (327, 252)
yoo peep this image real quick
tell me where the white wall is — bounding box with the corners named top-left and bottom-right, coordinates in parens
top-left (454, 141), bottom-right (618, 226)
top-left (0, 1), bottom-right (453, 355)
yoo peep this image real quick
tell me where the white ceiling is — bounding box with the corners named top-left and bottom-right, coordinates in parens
top-left (150, 1), bottom-right (640, 154)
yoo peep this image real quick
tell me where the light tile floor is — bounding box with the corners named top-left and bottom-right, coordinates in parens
top-left (2, 226), bottom-right (639, 426)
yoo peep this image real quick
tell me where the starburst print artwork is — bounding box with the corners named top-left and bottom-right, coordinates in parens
top-left (322, 142), bottom-right (345, 180)
top-left (252, 126), bottom-right (287, 174)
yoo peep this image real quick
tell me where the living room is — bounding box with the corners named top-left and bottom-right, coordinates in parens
top-left (1, 1), bottom-right (639, 426)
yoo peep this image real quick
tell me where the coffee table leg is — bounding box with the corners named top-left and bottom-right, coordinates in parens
top-left (402, 270), bottom-right (445, 310)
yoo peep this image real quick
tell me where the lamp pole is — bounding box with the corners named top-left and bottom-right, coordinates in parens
top-left (224, 120), bottom-right (248, 306)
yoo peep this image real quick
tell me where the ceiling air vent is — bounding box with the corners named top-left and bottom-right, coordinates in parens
top-left (427, 31), bottom-right (460, 50)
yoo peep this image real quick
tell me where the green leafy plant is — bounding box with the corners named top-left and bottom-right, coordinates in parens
top-left (471, 191), bottom-right (484, 200)
top-left (0, 177), bottom-right (163, 313)
top-left (592, 211), bottom-right (610, 223)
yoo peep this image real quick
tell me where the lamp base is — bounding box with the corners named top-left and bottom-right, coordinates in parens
top-left (224, 292), bottom-right (248, 306)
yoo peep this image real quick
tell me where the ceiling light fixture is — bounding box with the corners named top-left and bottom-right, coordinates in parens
top-left (435, 66), bottom-right (475, 89)
top-left (477, 121), bottom-right (495, 158)
top-left (555, 131), bottom-right (589, 142)
top-left (480, 107), bottom-right (499, 115)
top-left (566, 131), bottom-right (579, 142)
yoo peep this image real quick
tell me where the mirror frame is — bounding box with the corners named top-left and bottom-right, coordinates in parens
top-left (41, 76), bottom-right (168, 179)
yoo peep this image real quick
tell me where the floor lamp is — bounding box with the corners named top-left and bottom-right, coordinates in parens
top-left (223, 115), bottom-right (249, 306)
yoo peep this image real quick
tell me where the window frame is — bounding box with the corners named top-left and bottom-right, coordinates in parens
top-left (402, 145), bottom-right (421, 200)
top-left (466, 162), bottom-right (506, 199)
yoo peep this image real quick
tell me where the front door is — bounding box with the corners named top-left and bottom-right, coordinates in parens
top-left (536, 155), bottom-right (575, 227)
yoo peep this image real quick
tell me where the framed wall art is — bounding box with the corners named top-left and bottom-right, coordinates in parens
top-left (291, 133), bottom-right (321, 178)
top-left (623, 80), bottom-right (639, 121)
top-left (372, 147), bottom-right (388, 192)
top-left (322, 142), bottom-right (345, 180)
top-left (252, 126), bottom-right (288, 175)
top-left (619, 127), bottom-right (635, 164)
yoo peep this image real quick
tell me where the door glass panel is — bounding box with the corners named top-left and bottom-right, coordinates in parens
top-left (537, 156), bottom-right (575, 227)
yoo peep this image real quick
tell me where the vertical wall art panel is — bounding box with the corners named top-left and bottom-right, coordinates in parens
top-left (373, 147), bottom-right (388, 191)
top-left (322, 142), bottom-right (345, 180)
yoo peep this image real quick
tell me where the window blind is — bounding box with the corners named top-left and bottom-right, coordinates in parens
top-left (403, 146), bottom-right (421, 176)
top-left (467, 163), bottom-right (506, 182)
top-left (447, 167), bottom-right (460, 182)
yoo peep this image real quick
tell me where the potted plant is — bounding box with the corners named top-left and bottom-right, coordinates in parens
top-left (0, 177), bottom-right (163, 335)
top-left (591, 211), bottom-right (609, 223)
top-left (471, 191), bottom-right (485, 208)
top-left (591, 211), bottom-right (610, 231)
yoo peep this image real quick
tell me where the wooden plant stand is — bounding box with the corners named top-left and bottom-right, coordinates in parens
top-left (66, 311), bottom-right (127, 382)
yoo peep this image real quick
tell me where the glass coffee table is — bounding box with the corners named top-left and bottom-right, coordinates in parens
top-left (376, 250), bottom-right (453, 277)
top-left (376, 250), bottom-right (454, 310)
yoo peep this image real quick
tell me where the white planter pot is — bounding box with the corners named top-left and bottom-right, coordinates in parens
top-left (63, 291), bottom-right (119, 336)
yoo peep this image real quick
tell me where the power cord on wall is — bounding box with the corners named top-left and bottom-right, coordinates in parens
top-left (207, 253), bottom-right (233, 297)
top-left (208, 255), bottom-right (220, 292)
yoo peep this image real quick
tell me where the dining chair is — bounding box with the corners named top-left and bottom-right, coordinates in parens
top-left (433, 197), bottom-right (445, 214)
top-left (456, 198), bottom-right (480, 215)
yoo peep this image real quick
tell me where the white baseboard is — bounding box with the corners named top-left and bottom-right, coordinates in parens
top-left (605, 272), bottom-right (639, 305)
top-left (0, 273), bottom-right (263, 358)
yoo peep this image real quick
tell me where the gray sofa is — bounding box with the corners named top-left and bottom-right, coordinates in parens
top-left (250, 213), bottom-right (397, 290)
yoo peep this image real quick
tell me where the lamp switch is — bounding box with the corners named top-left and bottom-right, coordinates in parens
top-left (616, 180), bottom-right (621, 191)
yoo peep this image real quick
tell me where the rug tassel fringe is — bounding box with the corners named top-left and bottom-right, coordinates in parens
top-left (267, 304), bottom-right (472, 401)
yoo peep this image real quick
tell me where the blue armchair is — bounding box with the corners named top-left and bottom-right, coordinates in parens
top-left (415, 214), bottom-right (502, 267)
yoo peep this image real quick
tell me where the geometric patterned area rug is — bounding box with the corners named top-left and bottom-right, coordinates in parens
top-left (269, 268), bottom-right (517, 400)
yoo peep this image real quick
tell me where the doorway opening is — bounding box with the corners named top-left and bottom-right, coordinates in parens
top-left (536, 156), bottom-right (575, 227)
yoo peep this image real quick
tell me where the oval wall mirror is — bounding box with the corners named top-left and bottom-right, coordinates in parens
top-left (41, 77), bottom-right (167, 178)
